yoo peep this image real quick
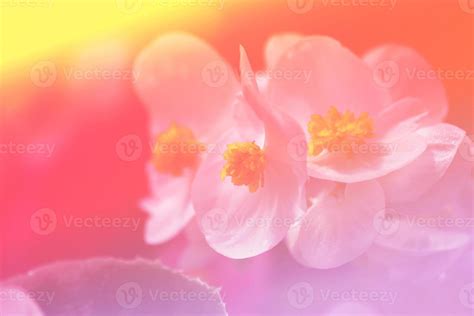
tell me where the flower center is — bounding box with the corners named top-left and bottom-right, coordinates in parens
top-left (152, 123), bottom-right (205, 176)
top-left (221, 142), bottom-right (265, 193)
top-left (307, 106), bottom-right (374, 156)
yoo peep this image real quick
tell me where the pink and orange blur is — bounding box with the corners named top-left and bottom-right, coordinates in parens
top-left (1, 1), bottom-right (473, 315)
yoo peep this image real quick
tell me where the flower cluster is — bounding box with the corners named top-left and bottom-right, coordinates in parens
top-left (134, 33), bottom-right (472, 269)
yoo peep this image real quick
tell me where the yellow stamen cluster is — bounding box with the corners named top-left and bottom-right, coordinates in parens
top-left (152, 124), bottom-right (205, 176)
top-left (221, 142), bottom-right (265, 193)
top-left (308, 106), bottom-right (374, 156)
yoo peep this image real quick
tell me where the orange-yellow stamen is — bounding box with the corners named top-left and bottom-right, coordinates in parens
top-left (220, 142), bottom-right (265, 193)
top-left (152, 123), bottom-right (205, 176)
top-left (308, 106), bottom-right (374, 156)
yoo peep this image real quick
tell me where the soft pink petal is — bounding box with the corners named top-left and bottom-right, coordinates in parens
top-left (363, 45), bottom-right (448, 123)
top-left (367, 163), bottom-right (472, 281)
top-left (0, 287), bottom-right (44, 316)
top-left (375, 97), bottom-right (429, 142)
top-left (190, 49), bottom-right (307, 259)
top-left (379, 123), bottom-right (466, 204)
top-left (177, 218), bottom-right (220, 270)
top-left (307, 132), bottom-right (427, 183)
top-left (240, 46), bottom-right (306, 175)
top-left (374, 217), bottom-right (470, 254)
top-left (366, 155), bottom-right (472, 281)
top-left (266, 36), bottom-right (389, 124)
top-left (381, 145), bottom-right (472, 224)
top-left (133, 32), bottom-right (238, 137)
top-left (305, 178), bottom-right (337, 206)
top-left (3, 258), bottom-right (227, 315)
top-left (192, 135), bottom-right (304, 259)
top-left (287, 180), bottom-right (385, 269)
top-left (264, 33), bottom-right (304, 68)
top-left (240, 46), bottom-right (307, 211)
top-left (232, 97), bottom-right (264, 140)
top-left (365, 243), bottom-right (469, 283)
top-left (141, 164), bottom-right (194, 244)
top-left (370, 147), bottom-right (472, 266)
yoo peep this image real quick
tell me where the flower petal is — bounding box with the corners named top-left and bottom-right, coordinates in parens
top-left (141, 164), bottom-right (194, 244)
top-left (363, 45), bottom-right (448, 123)
top-left (266, 36), bottom-right (389, 124)
top-left (391, 146), bottom-right (471, 221)
top-left (264, 33), bottom-right (304, 69)
top-left (367, 148), bottom-right (472, 281)
top-left (240, 46), bottom-right (306, 172)
top-left (375, 97), bottom-right (429, 142)
top-left (287, 180), bottom-right (385, 269)
top-left (378, 123), bottom-right (466, 204)
top-left (307, 132), bottom-right (427, 183)
top-left (192, 134), bottom-right (304, 259)
top-left (190, 49), bottom-right (306, 259)
top-left (373, 147), bottom-right (472, 256)
top-left (374, 217), bottom-right (470, 254)
top-left (3, 258), bottom-right (227, 315)
top-left (133, 32), bottom-right (239, 137)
